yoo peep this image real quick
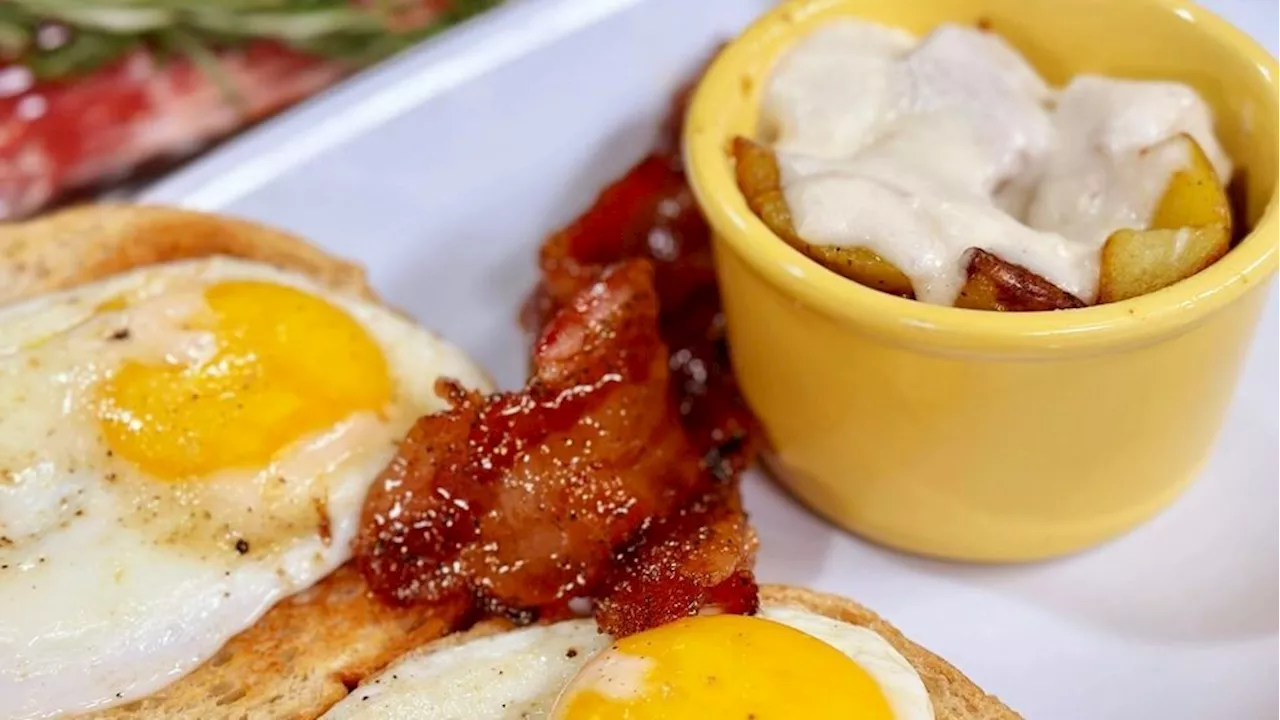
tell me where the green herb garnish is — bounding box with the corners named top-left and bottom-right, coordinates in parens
top-left (2, 0), bottom-right (503, 83)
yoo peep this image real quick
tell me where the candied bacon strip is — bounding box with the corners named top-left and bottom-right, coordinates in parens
top-left (528, 64), bottom-right (757, 485)
top-left (528, 76), bottom-right (709, 325)
top-left (357, 261), bottom-right (711, 615)
top-left (596, 486), bottom-right (759, 637)
top-left (662, 283), bottom-right (755, 481)
top-left (531, 154), bottom-right (756, 479)
top-left (359, 63), bottom-right (762, 632)
top-left (535, 154), bottom-right (717, 318)
top-left (531, 74), bottom-right (705, 315)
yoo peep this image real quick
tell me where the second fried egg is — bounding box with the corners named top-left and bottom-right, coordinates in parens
top-left (320, 604), bottom-right (935, 719)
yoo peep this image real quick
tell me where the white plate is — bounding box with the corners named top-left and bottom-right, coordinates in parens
top-left (142, 1), bottom-right (1280, 717)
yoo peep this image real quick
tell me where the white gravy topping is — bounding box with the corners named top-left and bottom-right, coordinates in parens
top-left (761, 20), bottom-right (1232, 304)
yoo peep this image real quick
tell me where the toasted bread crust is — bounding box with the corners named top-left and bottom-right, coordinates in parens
top-left (2, 205), bottom-right (457, 720)
top-left (93, 568), bottom-right (465, 720)
top-left (0, 205), bottom-right (371, 307)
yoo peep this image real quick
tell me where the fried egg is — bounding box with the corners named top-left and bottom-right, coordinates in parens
top-left (0, 257), bottom-right (490, 719)
top-left (320, 604), bottom-right (935, 719)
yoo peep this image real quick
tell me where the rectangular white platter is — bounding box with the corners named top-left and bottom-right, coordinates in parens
top-left (141, 0), bottom-right (1280, 717)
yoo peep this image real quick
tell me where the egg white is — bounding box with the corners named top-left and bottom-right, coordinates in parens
top-left (320, 604), bottom-right (936, 720)
top-left (0, 257), bottom-right (491, 720)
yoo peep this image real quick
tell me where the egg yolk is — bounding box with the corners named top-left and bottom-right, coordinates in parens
top-left (554, 614), bottom-right (894, 719)
top-left (97, 281), bottom-right (392, 480)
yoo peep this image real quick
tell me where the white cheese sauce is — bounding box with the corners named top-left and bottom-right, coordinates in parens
top-left (761, 20), bottom-right (1232, 304)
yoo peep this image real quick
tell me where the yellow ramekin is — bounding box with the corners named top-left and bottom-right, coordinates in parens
top-left (686, 0), bottom-right (1279, 561)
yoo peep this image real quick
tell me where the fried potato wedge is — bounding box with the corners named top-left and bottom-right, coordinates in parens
top-left (1097, 134), bottom-right (1233, 303)
top-left (731, 136), bottom-right (914, 298)
top-left (1096, 225), bottom-right (1230, 303)
top-left (1149, 133), bottom-right (1232, 233)
top-left (800, 244), bottom-right (918, 296)
top-left (955, 249), bottom-right (1086, 312)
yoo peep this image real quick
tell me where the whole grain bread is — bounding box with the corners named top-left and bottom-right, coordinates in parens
top-left (1, 205), bottom-right (463, 720)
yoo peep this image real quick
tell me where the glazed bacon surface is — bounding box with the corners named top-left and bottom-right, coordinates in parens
top-left (358, 73), bottom-right (760, 633)
top-left (596, 485), bottom-right (758, 635)
top-left (357, 261), bottom-right (757, 632)
top-left (530, 118), bottom-right (756, 483)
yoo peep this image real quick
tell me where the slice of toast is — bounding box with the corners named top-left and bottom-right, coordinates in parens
top-left (335, 584), bottom-right (1021, 719)
top-left (1, 205), bottom-right (463, 720)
